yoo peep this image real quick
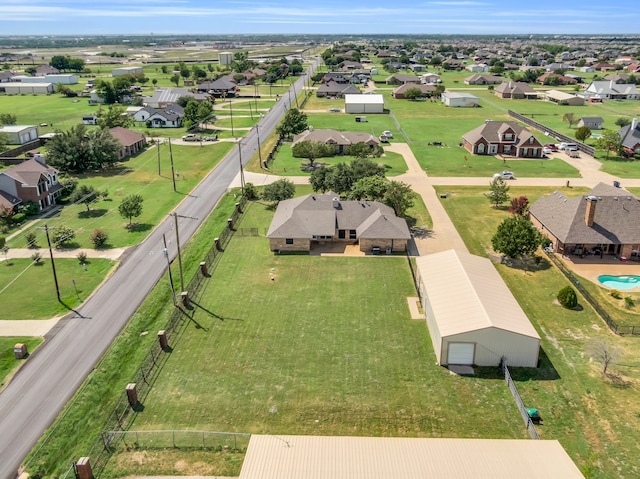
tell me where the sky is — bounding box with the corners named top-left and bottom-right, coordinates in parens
top-left (0, 0), bottom-right (638, 36)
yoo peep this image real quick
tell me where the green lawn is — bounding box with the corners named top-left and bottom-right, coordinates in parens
top-left (8, 141), bottom-right (233, 250)
top-left (268, 143), bottom-right (407, 177)
top-left (0, 258), bottom-right (116, 319)
top-left (0, 337), bottom-right (44, 390)
top-left (435, 185), bottom-right (640, 479)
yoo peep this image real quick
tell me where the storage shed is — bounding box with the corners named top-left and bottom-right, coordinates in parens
top-left (344, 94), bottom-right (384, 114)
top-left (0, 125), bottom-right (39, 145)
top-left (441, 91), bottom-right (479, 107)
top-left (0, 82), bottom-right (54, 95)
top-left (112, 66), bottom-right (143, 77)
top-left (415, 250), bottom-right (540, 367)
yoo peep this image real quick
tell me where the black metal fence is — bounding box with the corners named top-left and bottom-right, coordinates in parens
top-left (77, 196), bottom-right (248, 477)
top-left (501, 361), bottom-right (539, 440)
top-left (508, 110), bottom-right (595, 157)
top-left (545, 251), bottom-right (640, 336)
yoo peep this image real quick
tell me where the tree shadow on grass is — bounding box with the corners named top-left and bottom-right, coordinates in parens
top-left (78, 208), bottom-right (108, 219)
top-left (126, 223), bottom-right (153, 233)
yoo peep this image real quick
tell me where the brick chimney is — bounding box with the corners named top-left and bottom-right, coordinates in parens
top-left (585, 196), bottom-right (598, 226)
top-left (632, 117), bottom-right (638, 131)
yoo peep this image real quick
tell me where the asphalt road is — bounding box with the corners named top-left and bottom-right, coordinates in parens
top-left (0, 60), bottom-right (318, 478)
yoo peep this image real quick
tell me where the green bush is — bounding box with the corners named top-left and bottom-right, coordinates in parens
top-left (557, 286), bottom-right (578, 309)
top-left (11, 212), bottom-right (26, 224)
top-left (624, 296), bottom-right (635, 309)
top-left (90, 228), bottom-right (109, 248)
top-left (19, 201), bottom-right (39, 216)
top-left (25, 231), bottom-right (37, 248)
top-left (610, 290), bottom-right (622, 299)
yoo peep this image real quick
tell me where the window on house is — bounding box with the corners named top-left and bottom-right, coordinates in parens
top-left (504, 133), bottom-right (513, 140)
top-left (504, 145), bottom-right (512, 153)
top-left (522, 148), bottom-right (528, 156)
top-left (285, 238), bottom-right (293, 245)
top-left (338, 230), bottom-right (346, 239)
top-left (477, 143), bottom-right (485, 154)
top-left (349, 230), bottom-right (357, 239)
top-left (529, 137), bottom-right (534, 143)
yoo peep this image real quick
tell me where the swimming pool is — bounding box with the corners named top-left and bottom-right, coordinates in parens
top-left (598, 275), bottom-right (640, 290)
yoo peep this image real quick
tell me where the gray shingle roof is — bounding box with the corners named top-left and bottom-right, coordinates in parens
top-left (618, 121), bottom-right (640, 150)
top-left (529, 183), bottom-right (640, 244)
top-left (267, 194), bottom-right (411, 240)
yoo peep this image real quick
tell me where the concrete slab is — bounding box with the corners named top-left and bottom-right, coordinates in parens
top-left (406, 296), bottom-right (423, 319)
top-left (448, 365), bottom-right (475, 376)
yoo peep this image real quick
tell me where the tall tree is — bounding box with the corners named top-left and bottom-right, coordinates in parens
top-left (508, 196), bottom-right (530, 216)
top-left (291, 141), bottom-right (333, 169)
top-left (383, 180), bottom-right (415, 217)
top-left (596, 130), bottom-right (623, 159)
top-left (96, 105), bottom-right (133, 129)
top-left (485, 177), bottom-right (510, 208)
top-left (575, 126), bottom-right (592, 142)
top-left (0, 132), bottom-right (9, 153)
top-left (0, 113), bottom-right (17, 125)
top-left (70, 185), bottom-right (100, 211)
top-left (275, 108), bottom-right (307, 139)
top-left (118, 194), bottom-right (144, 226)
top-left (262, 179), bottom-right (295, 204)
top-left (348, 176), bottom-right (390, 201)
top-left (46, 124), bottom-right (120, 173)
top-left (615, 117), bottom-right (631, 128)
top-left (562, 113), bottom-right (578, 129)
top-left (491, 216), bottom-right (541, 259)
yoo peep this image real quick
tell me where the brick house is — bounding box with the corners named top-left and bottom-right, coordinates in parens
top-left (0, 157), bottom-right (61, 211)
top-left (495, 81), bottom-right (538, 99)
top-left (292, 129), bottom-right (379, 155)
top-left (108, 127), bottom-right (147, 160)
top-left (529, 183), bottom-right (640, 259)
top-left (462, 121), bottom-right (543, 158)
top-left (266, 193), bottom-right (411, 254)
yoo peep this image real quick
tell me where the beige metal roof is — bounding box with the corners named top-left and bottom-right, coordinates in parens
top-left (415, 250), bottom-right (540, 339)
top-left (345, 93), bottom-right (383, 104)
top-left (240, 435), bottom-right (584, 479)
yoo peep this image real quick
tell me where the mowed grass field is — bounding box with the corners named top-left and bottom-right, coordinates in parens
top-left (0, 258), bottom-right (116, 319)
top-left (129, 200), bottom-right (524, 441)
top-left (0, 337), bottom-right (44, 390)
top-left (8, 141), bottom-right (232, 250)
top-left (435, 185), bottom-right (640, 479)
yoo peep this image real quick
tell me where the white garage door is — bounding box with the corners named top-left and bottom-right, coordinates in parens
top-left (447, 343), bottom-right (475, 365)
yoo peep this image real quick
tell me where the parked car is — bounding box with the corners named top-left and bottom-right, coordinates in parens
top-left (382, 130), bottom-right (393, 138)
top-left (493, 171), bottom-right (516, 180)
top-left (542, 147), bottom-right (553, 155)
top-left (544, 143), bottom-right (558, 152)
top-left (182, 134), bottom-right (201, 141)
top-left (203, 135), bottom-right (218, 142)
top-left (379, 135), bottom-right (389, 143)
top-left (328, 108), bottom-right (341, 112)
top-left (556, 142), bottom-right (578, 151)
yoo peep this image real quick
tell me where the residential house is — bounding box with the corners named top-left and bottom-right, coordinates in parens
top-left (604, 73), bottom-right (630, 84)
top-left (194, 78), bottom-right (237, 98)
top-left (592, 62), bottom-right (616, 71)
top-left (537, 73), bottom-right (577, 85)
top-left (529, 183), bottom-right (640, 259)
top-left (495, 81), bottom-right (538, 100)
top-left (266, 193), bottom-right (411, 254)
top-left (292, 129), bottom-right (379, 154)
top-left (108, 127), bottom-right (147, 159)
top-left (462, 120), bottom-right (543, 158)
top-left (442, 58), bottom-right (463, 70)
top-left (580, 66), bottom-right (596, 73)
top-left (0, 157), bottom-right (61, 211)
top-left (35, 64), bottom-right (59, 76)
top-left (144, 87), bottom-right (208, 108)
top-left (618, 118), bottom-right (640, 156)
top-left (385, 74), bottom-right (420, 85)
top-left (0, 70), bottom-right (14, 83)
top-left (581, 81), bottom-right (640, 100)
top-left (464, 74), bottom-right (503, 85)
top-left (141, 104), bottom-right (184, 128)
top-left (409, 64), bottom-right (427, 73)
top-left (578, 117), bottom-right (604, 130)
top-left (340, 61), bottom-right (363, 70)
top-left (392, 83), bottom-right (436, 99)
top-left (321, 72), bottom-right (348, 84)
top-left (316, 80), bottom-right (361, 98)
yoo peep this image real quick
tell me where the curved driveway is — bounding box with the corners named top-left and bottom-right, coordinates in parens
top-left (0, 62), bottom-right (318, 479)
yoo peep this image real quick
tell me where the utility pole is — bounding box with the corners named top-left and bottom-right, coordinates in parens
top-left (291, 80), bottom-right (299, 108)
top-left (162, 233), bottom-right (177, 306)
top-left (157, 138), bottom-right (161, 176)
top-left (168, 137), bottom-right (176, 192)
top-left (255, 125), bottom-right (263, 168)
top-left (172, 212), bottom-right (185, 293)
top-left (39, 224), bottom-right (61, 302)
top-left (229, 96), bottom-right (234, 136)
top-left (237, 139), bottom-right (245, 194)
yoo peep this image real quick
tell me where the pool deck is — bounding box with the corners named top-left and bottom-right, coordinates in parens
top-left (558, 254), bottom-right (640, 289)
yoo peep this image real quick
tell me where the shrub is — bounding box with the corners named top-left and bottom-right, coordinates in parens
top-left (51, 225), bottom-right (75, 248)
top-left (76, 251), bottom-right (87, 264)
top-left (610, 290), bottom-right (622, 299)
top-left (90, 228), bottom-right (109, 248)
top-left (25, 231), bottom-right (37, 248)
top-left (12, 212), bottom-right (26, 224)
top-left (557, 286), bottom-right (578, 309)
top-left (244, 183), bottom-right (258, 200)
top-left (31, 252), bottom-right (42, 264)
top-left (624, 296), bottom-right (635, 309)
top-left (19, 201), bottom-right (39, 216)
